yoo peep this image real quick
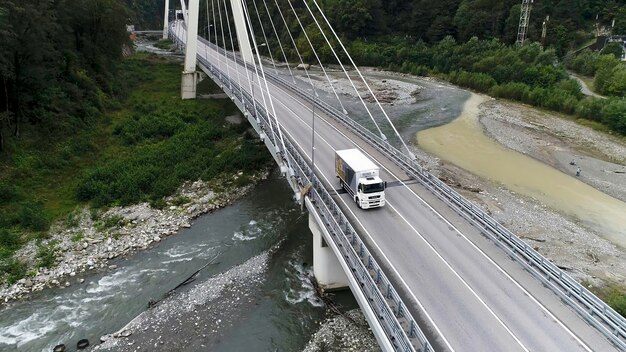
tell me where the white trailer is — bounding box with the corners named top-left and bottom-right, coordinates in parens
top-left (335, 149), bottom-right (386, 209)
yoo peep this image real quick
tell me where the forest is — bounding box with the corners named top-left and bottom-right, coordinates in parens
top-left (239, 0), bottom-right (626, 133)
top-left (3, 0), bottom-right (623, 152)
top-left (0, 1), bottom-right (268, 283)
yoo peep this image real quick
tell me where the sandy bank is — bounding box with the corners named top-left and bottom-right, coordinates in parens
top-left (297, 66), bottom-right (626, 290)
top-left (417, 93), bottom-right (626, 289)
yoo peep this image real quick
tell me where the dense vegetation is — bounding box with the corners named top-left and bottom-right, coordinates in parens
top-left (237, 0), bottom-right (626, 135)
top-left (0, 0), bottom-right (130, 281)
top-left (567, 48), bottom-right (626, 97)
top-left (0, 52), bottom-right (270, 284)
top-left (343, 38), bottom-right (625, 135)
top-left (0, 0), bottom-right (130, 153)
top-left (0, 0), bottom-right (270, 284)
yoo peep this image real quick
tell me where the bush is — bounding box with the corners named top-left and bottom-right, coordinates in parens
top-left (0, 182), bottom-right (20, 202)
top-left (448, 70), bottom-right (497, 92)
top-left (576, 97), bottom-right (605, 122)
top-left (171, 196), bottom-right (191, 206)
top-left (71, 232), bottom-right (84, 242)
top-left (0, 257), bottom-right (27, 284)
top-left (600, 98), bottom-right (626, 135)
top-left (594, 55), bottom-right (623, 95)
top-left (65, 211), bottom-right (80, 228)
top-left (607, 290), bottom-right (626, 318)
top-left (94, 215), bottom-right (125, 231)
top-left (77, 114), bottom-right (270, 207)
top-left (567, 49), bottom-right (600, 76)
top-left (602, 66), bottom-right (626, 97)
top-left (18, 201), bottom-right (49, 232)
top-left (490, 82), bottom-right (531, 101)
top-left (0, 229), bottom-right (22, 249)
top-left (36, 242), bottom-right (58, 268)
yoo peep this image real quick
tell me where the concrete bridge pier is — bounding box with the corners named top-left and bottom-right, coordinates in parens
top-left (306, 200), bottom-right (349, 291)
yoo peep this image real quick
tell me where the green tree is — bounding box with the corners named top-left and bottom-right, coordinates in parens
top-left (614, 6), bottom-right (626, 34)
top-left (601, 42), bottom-right (625, 59)
top-left (594, 54), bottom-right (622, 94)
top-left (454, 0), bottom-right (516, 41)
top-left (324, 0), bottom-right (384, 39)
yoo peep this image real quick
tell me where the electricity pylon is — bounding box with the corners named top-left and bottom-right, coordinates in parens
top-left (517, 0), bottom-right (534, 45)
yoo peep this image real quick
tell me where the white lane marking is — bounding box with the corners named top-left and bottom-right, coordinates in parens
top-left (384, 202), bottom-right (529, 351)
top-left (196, 40), bottom-right (592, 351)
top-left (276, 110), bottom-right (456, 352)
top-left (265, 72), bottom-right (594, 351)
top-left (272, 93), bottom-right (527, 350)
top-left (202, 45), bottom-right (527, 350)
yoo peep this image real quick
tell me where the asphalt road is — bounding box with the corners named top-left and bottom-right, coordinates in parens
top-left (173, 22), bottom-right (618, 352)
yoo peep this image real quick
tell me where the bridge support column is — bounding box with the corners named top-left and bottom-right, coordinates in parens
top-left (162, 0), bottom-right (170, 39)
top-left (308, 206), bottom-right (349, 291)
top-left (181, 0), bottom-right (200, 99)
top-left (229, 0), bottom-right (255, 65)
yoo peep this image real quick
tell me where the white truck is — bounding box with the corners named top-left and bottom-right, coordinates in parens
top-left (335, 149), bottom-right (386, 209)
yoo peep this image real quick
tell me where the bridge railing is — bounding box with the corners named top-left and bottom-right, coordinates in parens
top-left (171, 29), bottom-right (433, 352)
top-left (172, 24), bottom-right (626, 349)
top-left (264, 69), bottom-right (626, 350)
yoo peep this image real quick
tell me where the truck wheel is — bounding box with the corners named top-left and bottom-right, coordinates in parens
top-left (356, 198), bottom-right (361, 209)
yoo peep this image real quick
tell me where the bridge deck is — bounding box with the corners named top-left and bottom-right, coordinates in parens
top-left (172, 22), bottom-right (618, 351)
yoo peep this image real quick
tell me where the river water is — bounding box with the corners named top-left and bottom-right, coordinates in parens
top-left (0, 173), bottom-right (357, 352)
top-left (418, 94), bottom-right (626, 247)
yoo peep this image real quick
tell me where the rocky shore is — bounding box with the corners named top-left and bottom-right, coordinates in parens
top-left (414, 95), bottom-right (626, 288)
top-left (302, 309), bottom-right (380, 352)
top-left (475, 99), bottom-right (626, 287)
top-left (94, 251), bottom-right (270, 351)
top-left (0, 171), bottom-right (268, 304)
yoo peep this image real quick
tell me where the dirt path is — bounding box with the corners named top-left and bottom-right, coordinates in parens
top-left (568, 72), bottom-right (606, 99)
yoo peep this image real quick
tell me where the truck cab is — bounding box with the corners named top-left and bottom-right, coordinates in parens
top-left (356, 176), bottom-right (386, 209)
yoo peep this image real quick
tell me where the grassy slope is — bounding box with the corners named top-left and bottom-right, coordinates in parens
top-left (0, 52), bottom-right (270, 283)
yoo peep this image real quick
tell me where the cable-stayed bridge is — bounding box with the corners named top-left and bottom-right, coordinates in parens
top-left (164, 1), bottom-right (626, 351)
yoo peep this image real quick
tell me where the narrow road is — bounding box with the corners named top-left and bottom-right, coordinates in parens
top-left (569, 72), bottom-right (606, 99)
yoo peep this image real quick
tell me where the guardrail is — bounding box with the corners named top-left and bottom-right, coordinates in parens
top-left (172, 24), bottom-right (626, 349)
top-left (170, 27), bottom-right (433, 352)
top-left (264, 66), bottom-right (626, 351)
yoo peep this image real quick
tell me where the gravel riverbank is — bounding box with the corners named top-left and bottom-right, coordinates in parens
top-left (474, 98), bottom-right (626, 287)
top-left (94, 251), bottom-right (271, 351)
top-left (0, 171), bottom-right (268, 304)
top-left (302, 309), bottom-right (380, 352)
top-left (418, 94), bottom-right (626, 289)
top-left (299, 68), bottom-right (626, 290)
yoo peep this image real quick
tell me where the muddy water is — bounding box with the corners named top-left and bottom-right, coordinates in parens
top-left (417, 94), bottom-right (626, 247)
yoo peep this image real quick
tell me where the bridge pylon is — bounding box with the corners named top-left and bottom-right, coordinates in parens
top-left (181, 0), bottom-right (199, 99)
top-left (163, 0), bottom-right (170, 39)
top-left (230, 0), bottom-right (254, 65)
top-left (177, 0), bottom-right (255, 99)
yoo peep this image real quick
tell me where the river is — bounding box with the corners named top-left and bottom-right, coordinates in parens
top-left (0, 173), bottom-right (358, 352)
top-left (417, 94), bottom-right (626, 248)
